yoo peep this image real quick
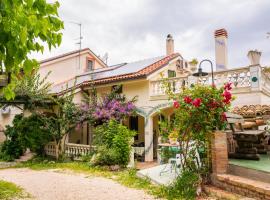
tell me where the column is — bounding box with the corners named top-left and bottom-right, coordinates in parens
top-left (211, 131), bottom-right (228, 174)
top-left (144, 116), bottom-right (154, 162)
top-left (249, 65), bottom-right (261, 91)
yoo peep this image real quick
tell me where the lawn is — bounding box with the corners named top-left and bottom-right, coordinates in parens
top-left (0, 180), bottom-right (24, 200)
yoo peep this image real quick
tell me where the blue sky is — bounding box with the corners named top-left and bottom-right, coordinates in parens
top-left (36, 0), bottom-right (270, 70)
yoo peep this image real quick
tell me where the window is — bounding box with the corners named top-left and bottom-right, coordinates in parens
top-left (168, 70), bottom-right (176, 78)
top-left (112, 85), bottom-right (123, 94)
top-left (87, 60), bottom-right (93, 71)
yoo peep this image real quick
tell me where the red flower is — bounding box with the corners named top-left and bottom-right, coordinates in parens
top-left (222, 90), bottom-right (232, 104)
top-left (184, 96), bottom-right (192, 104)
top-left (192, 98), bottom-right (202, 107)
top-left (209, 101), bottom-right (219, 108)
top-left (221, 112), bottom-right (227, 121)
top-left (224, 82), bottom-right (232, 90)
top-left (173, 101), bottom-right (180, 108)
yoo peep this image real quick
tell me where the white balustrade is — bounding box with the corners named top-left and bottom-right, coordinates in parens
top-left (150, 67), bottom-right (256, 96)
top-left (44, 142), bottom-right (57, 157)
top-left (65, 143), bottom-right (92, 158)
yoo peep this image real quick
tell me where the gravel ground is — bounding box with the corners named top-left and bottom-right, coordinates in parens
top-left (0, 168), bottom-right (157, 200)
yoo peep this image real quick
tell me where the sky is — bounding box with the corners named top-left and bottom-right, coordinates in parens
top-left (34, 0), bottom-right (270, 71)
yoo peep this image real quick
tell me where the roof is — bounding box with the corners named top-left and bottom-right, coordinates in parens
top-left (51, 53), bottom-right (180, 94)
top-left (40, 48), bottom-right (108, 67)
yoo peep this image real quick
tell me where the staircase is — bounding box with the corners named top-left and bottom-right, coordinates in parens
top-left (213, 164), bottom-right (270, 200)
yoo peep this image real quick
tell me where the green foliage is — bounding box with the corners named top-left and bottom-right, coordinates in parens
top-left (14, 72), bottom-right (53, 109)
top-left (93, 120), bottom-right (136, 167)
top-left (17, 114), bottom-right (52, 154)
top-left (0, 0), bottom-right (63, 99)
top-left (0, 114), bottom-right (52, 161)
top-left (0, 115), bottom-right (25, 161)
top-left (0, 180), bottom-right (24, 200)
top-left (165, 169), bottom-right (200, 200)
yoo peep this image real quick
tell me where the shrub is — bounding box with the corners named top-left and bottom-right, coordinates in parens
top-left (166, 169), bottom-right (200, 200)
top-left (0, 115), bottom-right (25, 161)
top-left (92, 120), bottom-right (136, 167)
top-left (0, 114), bottom-right (52, 161)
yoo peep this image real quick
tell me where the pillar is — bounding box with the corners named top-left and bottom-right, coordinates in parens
top-left (144, 116), bottom-right (154, 162)
top-left (211, 131), bottom-right (228, 174)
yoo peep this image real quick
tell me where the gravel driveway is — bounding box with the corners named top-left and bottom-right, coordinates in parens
top-left (0, 168), bottom-right (156, 200)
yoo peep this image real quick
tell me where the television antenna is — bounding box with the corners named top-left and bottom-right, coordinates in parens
top-left (69, 21), bottom-right (83, 69)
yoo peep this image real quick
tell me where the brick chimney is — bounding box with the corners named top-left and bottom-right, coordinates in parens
top-left (166, 34), bottom-right (174, 55)
top-left (215, 29), bottom-right (228, 71)
top-left (247, 50), bottom-right (261, 66)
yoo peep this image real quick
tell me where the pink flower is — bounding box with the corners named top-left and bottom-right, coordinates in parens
top-left (192, 98), bottom-right (202, 107)
top-left (173, 101), bottom-right (180, 109)
top-left (184, 96), bottom-right (192, 104)
top-left (224, 82), bottom-right (232, 90)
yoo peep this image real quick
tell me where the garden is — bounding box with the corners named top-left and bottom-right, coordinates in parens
top-left (0, 67), bottom-right (234, 199)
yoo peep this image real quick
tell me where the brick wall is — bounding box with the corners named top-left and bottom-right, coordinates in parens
top-left (211, 131), bottom-right (228, 174)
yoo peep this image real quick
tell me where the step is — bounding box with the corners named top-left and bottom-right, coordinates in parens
top-left (229, 164), bottom-right (270, 184)
top-left (215, 174), bottom-right (270, 199)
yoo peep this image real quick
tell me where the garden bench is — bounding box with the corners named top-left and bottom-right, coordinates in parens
top-left (225, 112), bottom-right (267, 160)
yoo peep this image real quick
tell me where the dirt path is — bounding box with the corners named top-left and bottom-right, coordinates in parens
top-left (0, 168), bottom-right (156, 200)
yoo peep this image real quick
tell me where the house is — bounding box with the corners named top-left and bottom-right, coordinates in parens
top-left (1, 29), bottom-right (270, 161)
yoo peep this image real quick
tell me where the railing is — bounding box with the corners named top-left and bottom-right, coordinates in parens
top-left (150, 66), bottom-right (253, 96)
top-left (151, 77), bottom-right (188, 96)
top-left (64, 143), bottom-right (92, 159)
top-left (44, 142), bottom-right (57, 157)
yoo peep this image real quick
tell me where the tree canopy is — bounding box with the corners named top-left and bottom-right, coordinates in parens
top-left (0, 0), bottom-right (63, 99)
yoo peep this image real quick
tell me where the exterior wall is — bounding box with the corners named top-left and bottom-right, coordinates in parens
top-left (39, 51), bottom-right (106, 86)
top-left (0, 106), bottom-right (22, 129)
top-left (0, 132), bottom-right (5, 143)
top-left (232, 92), bottom-right (270, 107)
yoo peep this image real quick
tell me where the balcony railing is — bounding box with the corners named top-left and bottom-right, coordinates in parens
top-left (150, 66), bottom-right (268, 96)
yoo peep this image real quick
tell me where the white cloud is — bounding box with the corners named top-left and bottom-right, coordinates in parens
top-left (33, 0), bottom-right (270, 68)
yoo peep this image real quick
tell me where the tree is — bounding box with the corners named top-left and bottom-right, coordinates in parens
top-left (0, 0), bottom-right (63, 99)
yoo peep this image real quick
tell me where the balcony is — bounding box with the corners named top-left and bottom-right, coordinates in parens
top-left (150, 65), bottom-right (269, 97)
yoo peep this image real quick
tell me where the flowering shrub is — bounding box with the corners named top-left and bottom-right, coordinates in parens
top-left (162, 81), bottom-right (234, 190)
top-left (92, 96), bottom-right (136, 124)
top-left (171, 83), bottom-right (233, 133)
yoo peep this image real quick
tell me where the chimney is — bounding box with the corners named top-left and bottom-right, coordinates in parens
top-left (247, 50), bottom-right (261, 66)
top-left (166, 34), bottom-right (174, 55)
top-left (215, 28), bottom-right (228, 71)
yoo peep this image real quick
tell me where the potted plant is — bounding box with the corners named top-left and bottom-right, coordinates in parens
top-left (189, 58), bottom-right (198, 72)
top-left (168, 130), bottom-right (178, 144)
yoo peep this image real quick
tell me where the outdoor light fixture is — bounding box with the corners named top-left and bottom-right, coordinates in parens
top-left (192, 59), bottom-right (214, 86)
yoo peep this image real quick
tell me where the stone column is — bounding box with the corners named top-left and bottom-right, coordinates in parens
top-left (144, 116), bottom-right (154, 162)
top-left (211, 131), bottom-right (228, 174)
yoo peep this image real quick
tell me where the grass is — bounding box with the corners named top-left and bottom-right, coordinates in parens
top-left (0, 180), bottom-right (24, 200)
